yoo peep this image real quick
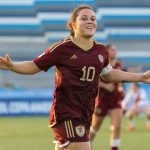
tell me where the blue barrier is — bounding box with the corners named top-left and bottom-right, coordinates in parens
top-left (0, 84), bottom-right (150, 116)
top-left (0, 89), bottom-right (53, 116)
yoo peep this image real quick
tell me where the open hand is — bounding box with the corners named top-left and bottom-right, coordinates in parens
top-left (0, 54), bottom-right (13, 70)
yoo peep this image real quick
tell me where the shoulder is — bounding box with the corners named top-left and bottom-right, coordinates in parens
top-left (94, 41), bottom-right (106, 49)
top-left (46, 36), bottom-right (72, 53)
top-left (93, 41), bottom-right (108, 60)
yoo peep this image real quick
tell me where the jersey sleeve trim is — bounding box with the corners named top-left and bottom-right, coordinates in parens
top-left (47, 37), bottom-right (71, 53)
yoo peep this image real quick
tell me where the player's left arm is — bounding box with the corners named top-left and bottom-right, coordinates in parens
top-left (101, 69), bottom-right (150, 84)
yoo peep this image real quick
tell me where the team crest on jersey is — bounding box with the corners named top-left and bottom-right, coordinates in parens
top-left (70, 54), bottom-right (78, 59)
top-left (98, 55), bottom-right (103, 63)
top-left (75, 125), bottom-right (85, 137)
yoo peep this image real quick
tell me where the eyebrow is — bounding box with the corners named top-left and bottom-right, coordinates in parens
top-left (81, 15), bottom-right (96, 17)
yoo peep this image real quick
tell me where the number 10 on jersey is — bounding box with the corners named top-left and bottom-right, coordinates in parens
top-left (80, 66), bottom-right (95, 82)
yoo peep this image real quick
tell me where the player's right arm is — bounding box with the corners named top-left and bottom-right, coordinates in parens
top-left (0, 54), bottom-right (40, 75)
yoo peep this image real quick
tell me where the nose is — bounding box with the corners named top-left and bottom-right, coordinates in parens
top-left (87, 19), bottom-right (93, 24)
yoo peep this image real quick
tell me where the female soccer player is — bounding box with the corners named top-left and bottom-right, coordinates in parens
top-left (0, 5), bottom-right (150, 150)
top-left (89, 44), bottom-right (124, 150)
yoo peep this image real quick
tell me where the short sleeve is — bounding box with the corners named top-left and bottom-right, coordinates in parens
top-left (34, 45), bottom-right (62, 72)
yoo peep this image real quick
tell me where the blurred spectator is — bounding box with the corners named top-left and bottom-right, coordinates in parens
top-left (122, 83), bottom-right (150, 131)
top-left (90, 44), bottom-right (125, 150)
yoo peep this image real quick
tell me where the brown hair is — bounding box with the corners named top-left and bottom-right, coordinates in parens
top-left (67, 5), bottom-right (93, 37)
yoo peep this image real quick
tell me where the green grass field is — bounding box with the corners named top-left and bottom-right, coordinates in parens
top-left (0, 116), bottom-right (150, 150)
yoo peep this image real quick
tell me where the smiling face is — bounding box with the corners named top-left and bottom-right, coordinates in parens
top-left (71, 8), bottom-right (97, 39)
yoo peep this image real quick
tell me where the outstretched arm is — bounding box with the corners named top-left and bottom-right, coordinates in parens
top-left (101, 69), bottom-right (150, 84)
top-left (0, 54), bottom-right (40, 75)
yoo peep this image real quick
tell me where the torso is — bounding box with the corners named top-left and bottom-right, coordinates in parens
top-left (34, 37), bottom-right (109, 126)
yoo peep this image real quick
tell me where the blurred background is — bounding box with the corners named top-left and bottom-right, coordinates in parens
top-left (0, 0), bottom-right (150, 150)
top-left (0, 0), bottom-right (150, 116)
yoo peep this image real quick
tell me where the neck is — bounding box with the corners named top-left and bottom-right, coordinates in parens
top-left (71, 35), bottom-right (93, 51)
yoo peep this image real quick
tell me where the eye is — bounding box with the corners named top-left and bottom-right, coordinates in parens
top-left (81, 17), bottom-right (88, 21)
top-left (91, 17), bottom-right (96, 21)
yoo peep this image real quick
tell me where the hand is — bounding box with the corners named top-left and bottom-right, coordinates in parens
top-left (142, 70), bottom-right (150, 83)
top-left (0, 54), bottom-right (13, 70)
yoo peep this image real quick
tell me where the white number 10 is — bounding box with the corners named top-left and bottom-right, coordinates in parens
top-left (80, 66), bottom-right (95, 82)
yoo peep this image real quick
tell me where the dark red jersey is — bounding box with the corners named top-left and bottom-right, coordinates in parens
top-left (98, 61), bottom-right (124, 103)
top-left (34, 37), bottom-right (110, 127)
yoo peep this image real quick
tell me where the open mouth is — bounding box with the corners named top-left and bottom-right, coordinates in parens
top-left (85, 26), bottom-right (94, 29)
